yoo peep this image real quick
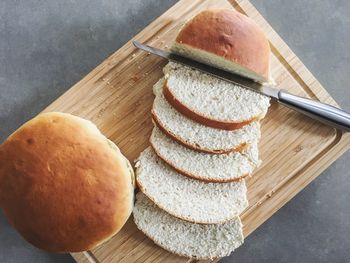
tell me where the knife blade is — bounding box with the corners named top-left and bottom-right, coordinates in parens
top-left (133, 41), bottom-right (350, 132)
top-left (133, 40), bottom-right (278, 99)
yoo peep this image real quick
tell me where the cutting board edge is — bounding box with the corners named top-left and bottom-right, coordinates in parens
top-left (241, 131), bottom-right (350, 235)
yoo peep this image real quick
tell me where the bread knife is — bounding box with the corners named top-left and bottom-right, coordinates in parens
top-left (133, 41), bottom-right (350, 132)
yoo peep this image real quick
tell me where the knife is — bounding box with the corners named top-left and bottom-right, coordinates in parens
top-left (133, 41), bottom-right (350, 132)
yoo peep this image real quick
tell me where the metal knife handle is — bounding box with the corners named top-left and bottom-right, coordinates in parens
top-left (278, 90), bottom-right (350, 131)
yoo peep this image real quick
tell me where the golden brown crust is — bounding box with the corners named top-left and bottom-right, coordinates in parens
top-left (151, 111), bottom-right (247, 154)
top-left (163, 82), bottom-right (260, 130)
top-left (0, 112), bottom-right (134, 252)
top-left (149, 139), bottom-right (248, 183)
top-left (176, 9), bottom-right (270, 80)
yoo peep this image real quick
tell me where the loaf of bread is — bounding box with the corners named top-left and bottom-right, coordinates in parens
top-left (133, 192), bottom-right (244, 260)
top-left (136, 147), bottom-right (248, 224)
top-left (163, 62), bottom-right (270, 130)
top-left (132, 7), bottom-right (272, 260)
top-left (0, 112), bottom-right (135, 252)
top-left (171, 9), bottom-right (270, 83)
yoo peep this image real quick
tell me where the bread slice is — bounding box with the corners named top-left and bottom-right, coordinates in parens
top-left (150, 126), bottom-right (260, 182)
top-left (152, 78), bottom-right (261, 154)
top-left (163, 62), bottom-right (270, 130)
top-left (133, 192), bottom-right (244, 260)
top-left (135, 147), bottom-right (248, 224)
top-left (171, 9), bottom-right (270, 83)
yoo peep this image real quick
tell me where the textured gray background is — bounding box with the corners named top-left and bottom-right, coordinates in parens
top-left (0, 0), bottom-right (349, 262)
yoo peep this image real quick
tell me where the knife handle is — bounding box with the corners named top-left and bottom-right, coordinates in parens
top-left (278, 90), bottom-right (350, 132)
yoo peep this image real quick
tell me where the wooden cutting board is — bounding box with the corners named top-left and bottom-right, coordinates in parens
top-left (43, 0), bottom-right (350, 262)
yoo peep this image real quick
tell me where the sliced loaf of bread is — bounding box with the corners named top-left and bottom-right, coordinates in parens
top-left (152, 78), bottom-right (261, 154)
top-left (163, 62), bottom-right (270, 130)
top-left (133, 192), bottom-right (244, 259)
top-left (135, 147), bottom-right (248, 224)
top-left (150, 126), bottom-right (260, 182)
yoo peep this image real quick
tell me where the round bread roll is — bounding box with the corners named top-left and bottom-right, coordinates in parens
top-left (171, 9), bottom-right (270, 82)
top-left (0, 112), bottom-right (135, 252)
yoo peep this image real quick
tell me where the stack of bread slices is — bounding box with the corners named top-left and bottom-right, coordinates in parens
top-left (133, 9), bottom-right (271, 259)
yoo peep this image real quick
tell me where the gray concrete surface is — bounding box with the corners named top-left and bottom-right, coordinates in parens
top-left (0, 0), bottom-right (349, 262)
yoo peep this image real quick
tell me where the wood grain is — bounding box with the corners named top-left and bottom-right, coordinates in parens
top-left (42, 0), bottom-right (350, 262)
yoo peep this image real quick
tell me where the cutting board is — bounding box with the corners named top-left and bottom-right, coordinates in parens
top-left (43, 0), bottom-right (350, 262)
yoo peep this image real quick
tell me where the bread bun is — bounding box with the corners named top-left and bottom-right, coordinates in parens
top-left (0, 112), bottom-right (135, 252)
top-left (171, 9), bottom-right (270, 82)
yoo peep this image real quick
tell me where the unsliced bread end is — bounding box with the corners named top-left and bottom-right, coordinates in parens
top-left (172, 9), bottom-right (270, 82)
